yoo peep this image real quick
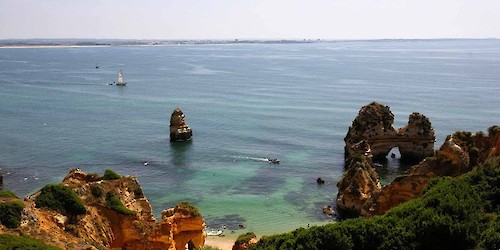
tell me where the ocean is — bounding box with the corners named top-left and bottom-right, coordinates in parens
top-left (0, 40), bottom-right (499, 236)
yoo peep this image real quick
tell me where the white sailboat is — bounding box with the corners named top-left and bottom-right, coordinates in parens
top-left (115, 70), bottom-right (127, 86)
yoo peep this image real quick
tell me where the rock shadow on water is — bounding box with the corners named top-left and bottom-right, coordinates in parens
top-left (169, 141), bottom-right (192, 167)
top-left (205, 214), bottom-right (247, 231)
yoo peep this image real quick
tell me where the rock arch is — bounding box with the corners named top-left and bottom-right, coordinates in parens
top-left (344, 102), bottom-right (435, 163)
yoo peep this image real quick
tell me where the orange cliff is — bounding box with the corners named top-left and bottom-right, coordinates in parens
top-left (0, 169), bottom-right (206, 249)
top-left (362, 126), bottom-right (500, 216)
top-left (337, 102), bottom-right (499, 217)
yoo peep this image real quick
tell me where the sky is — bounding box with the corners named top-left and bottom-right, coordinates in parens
top-left (0, 0), bottom-right (499, 40)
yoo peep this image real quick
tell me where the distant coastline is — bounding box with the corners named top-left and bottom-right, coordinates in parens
top-left (0, 38), bottom-right (497, 48)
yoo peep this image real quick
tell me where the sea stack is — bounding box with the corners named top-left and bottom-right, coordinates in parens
top-left (170, 108), bottom-right (193, 142)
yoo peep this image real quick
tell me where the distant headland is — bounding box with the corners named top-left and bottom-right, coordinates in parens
top-left (0, 38), bottom-right (496, 48)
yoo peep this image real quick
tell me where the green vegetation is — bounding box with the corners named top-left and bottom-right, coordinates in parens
top-left (0, 200), bottom-right (24, 228)
top-left (202, 246), bottom-right (222, 250)
top-left (103, 169), bottom-right (121, 180)
top-left (105, 192), bottom-right (136, 215)
top-left (236, 232), bottom-right (257, 245)
top-left (251, 157), bottom-right (500, 250)
top-left (35, 184), bottom-right (86, 217)
top-left (0, 234), bottom-right (61, 250)
top-left (176, 201), bottom-right (201, 217)
top-left (0, 190), bottom-right (18, 198)
top-left (90, 184), bottom-right (104, 198)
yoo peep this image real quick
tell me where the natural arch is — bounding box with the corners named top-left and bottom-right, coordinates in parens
top-left (344, 102), bottom-right (435, 163)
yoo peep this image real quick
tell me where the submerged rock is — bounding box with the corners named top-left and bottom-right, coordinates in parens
top-left (170, 108), bottom-right (193, 142)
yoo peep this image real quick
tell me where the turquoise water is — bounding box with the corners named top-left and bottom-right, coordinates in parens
top-left (1, 40), bottom-right (499, 236)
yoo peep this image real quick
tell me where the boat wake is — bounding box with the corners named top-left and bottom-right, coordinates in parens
top-left (229, 156), bottom-right (270, 162)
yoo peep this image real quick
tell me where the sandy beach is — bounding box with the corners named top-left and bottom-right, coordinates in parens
top-left (205, 236), bottom-right (237, 250)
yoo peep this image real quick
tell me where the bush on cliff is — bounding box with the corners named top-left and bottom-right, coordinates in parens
top-left (35, 184), bottom-right (86, 217)
top-left (250, 157), bottom-right (500, 250)
top-left (176, 201), bottom-right (201, 217)
top-left (0, 234), bottom-right (61, 250)
top-left (103, 169), bottom-right (121, 180)
top-left (105, 192), bottom-right (136, 215)
top-left (0, 190), bottom-right (18, 198)
top-left (236, 232), bottom-right (257, 245)
top-left (0, 200), bottom-right (24, 228)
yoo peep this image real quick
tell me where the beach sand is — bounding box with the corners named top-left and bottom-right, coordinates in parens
top-left (205, 236), bottom-right (236, 250)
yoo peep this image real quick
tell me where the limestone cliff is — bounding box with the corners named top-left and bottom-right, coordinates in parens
top-left (339, 103), bottom-right (499, 217)
top-left (1, 169), bottom-right (206, 249)
top-left (361, 126), bottom-right (500, 216)
top-left (170, 108), bottom-right (193, 142)
top-left (345, 102), bottom-right (435, 162)
top-left (336, 140), bottom-right (381, 214)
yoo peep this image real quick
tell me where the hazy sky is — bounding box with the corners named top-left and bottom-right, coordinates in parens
top-left (1, 0), bottom-right (498, 40)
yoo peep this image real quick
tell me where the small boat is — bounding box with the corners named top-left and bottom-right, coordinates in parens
top-left (206, 229), bottom-right (224, 236)
top-left (115, 70), bottom-right (127, 86)
top-left (268, 158), bottom-right (280, 164)
top-left (95, 63), bottom-right (99, 69)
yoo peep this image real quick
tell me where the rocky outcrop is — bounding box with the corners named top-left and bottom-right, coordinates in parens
top-left (336, 140), bottom-right (381, 214)
top-left (337, 124), bottom-right (500, 217)
top-left (170, 108), bottom-right (193, 142)
top-left (345, 102), bottom-right (435, 162)
top-left (2, 169), bottom-right (206, 249)
top-left (339, 103), bottom-right (499, 217)
top-left (233, 232), bottom-right (258, 250)
top-left (361, 127), bottom-right (500, 216)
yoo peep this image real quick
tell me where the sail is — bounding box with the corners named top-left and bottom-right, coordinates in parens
top-left (117, 70), bottom-right (124, 85)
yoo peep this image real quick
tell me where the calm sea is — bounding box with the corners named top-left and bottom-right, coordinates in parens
top-left (1, 40), bottom-right (499, 236)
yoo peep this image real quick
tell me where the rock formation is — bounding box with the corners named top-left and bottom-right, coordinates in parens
top-left (337, 109), bottom-right (499, 217)
top-left (233, 232), bottom-right (258, 250)
top-left (338, 103), bottom-right (499, 217)
top-left (170, 108), bottom-right (193, 142)
top-left (336, 140), bottom-right (381, 215)
top-left (1, 169), bottom-right (206, 249)
top-left (362, 126), bottom-right (500, 216)
top-left (345, 102), bottom-right (435, 162)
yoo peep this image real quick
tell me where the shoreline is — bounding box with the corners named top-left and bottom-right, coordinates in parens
top-left (205, 235), bottom-right (237, 250)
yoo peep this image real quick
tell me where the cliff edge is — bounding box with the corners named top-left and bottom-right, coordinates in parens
top-left (0, 169), bottom-right (206, 250)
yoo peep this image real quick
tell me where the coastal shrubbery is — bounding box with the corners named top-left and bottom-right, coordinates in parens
top-left (105, 192), bottom-right (136, 215)
top-left (35, 184), bottom-right (86, 217)
top-left (103, 169), bottom-right (121, 180)
top-left (0, 200), bottom-right (24, 228)
top-left (0, 190), bottom-right (18, 198)
top-left (176, 201), bottom-right (201, 217)
top-left (251, 157), bottom-right (500, 250)
top-left (236, 232), bottom-right (257, 245)
top-left (0, 234), bottom-right (61, 250)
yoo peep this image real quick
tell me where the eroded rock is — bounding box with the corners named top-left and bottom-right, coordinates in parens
top-left (3, 169), bottom-right (206, 250)
top-left (345, 102), bottom-right (435, 162)
top-left (170, 108), bottom-right (193, 142)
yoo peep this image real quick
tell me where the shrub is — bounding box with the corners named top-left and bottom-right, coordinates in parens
top-left (103, 169), bottom-right (121, 180)
top-left (90, 185), bottom-right (104, 198)
top-left (105, 192), bottom-right (136, 215)
top-left (0, 234), bottom-right (61, 249)
top-left (176, 201), bottom-right (201, 217)
top-left (0, 200), bottom-right (24, 228)
top-left (134, 187), bottom-right (143, 199)
top-left (35, 184), bottom-right (86, 217)
top-left (236, 232), bottom-right (256, 245)
top-left (0, 190), bottom-right (18, 198)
